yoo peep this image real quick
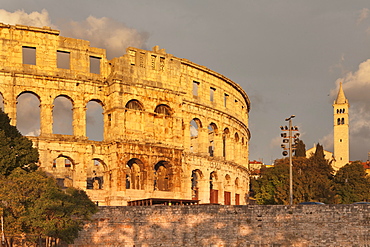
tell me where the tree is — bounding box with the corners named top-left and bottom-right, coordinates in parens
top-left (0, 109), bottom-right (38, 175)
top-left (251, 162), bottom-right (290, 205)
top-left (333, 161), bottom-right (370, 204)
top-left (294, 139), bottom-right (306, 157)
top-left (0, 109), bottom-right (98, 245)
top-left (0, 168), bottom-right (98, 245)
top-left (252, 155), bottom-right (335, 205)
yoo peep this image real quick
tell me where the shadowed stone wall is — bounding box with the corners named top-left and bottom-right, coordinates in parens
top-left (71, 204), bottom-right (370, 246)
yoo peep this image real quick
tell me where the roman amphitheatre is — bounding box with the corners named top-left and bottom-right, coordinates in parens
top-left (0, 23), bottom-right (251, 206)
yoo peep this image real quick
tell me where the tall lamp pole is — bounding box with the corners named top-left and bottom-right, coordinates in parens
top-left (280, 115), bottom-right (299, 205)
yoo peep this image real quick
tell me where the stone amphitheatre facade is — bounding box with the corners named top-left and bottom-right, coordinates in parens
top-left (0, 23), bottom-right (251, 206)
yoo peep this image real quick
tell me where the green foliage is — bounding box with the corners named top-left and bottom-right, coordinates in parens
top-left (0, 109), bottom-right (98, 244)
top-left (333, 161), bottom-right (370, 204)
top-left (294, 139), bottom-right (306, 157)
top-left (0, 109), bottom-right (38, 175)
top-left (253, 155), bottom-right (335, 205)
top-left (0, 168), bottom-right (98, 244)
top-left (251, 162), bottom-right (289, 205)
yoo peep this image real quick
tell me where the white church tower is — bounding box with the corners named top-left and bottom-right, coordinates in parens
top-left (333, 82), bottom-right (349, 170)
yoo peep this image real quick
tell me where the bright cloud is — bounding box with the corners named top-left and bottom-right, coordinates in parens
top-left (60, 16), bottom-right (148, 59)
top-left (357, 8), bottom-right (369, 25)
top-left (0, 9), bottom-right (148, 59)
top-left (0, 9), bottom-right (54, 28)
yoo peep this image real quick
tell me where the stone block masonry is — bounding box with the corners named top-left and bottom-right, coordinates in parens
top-left (0, 23), bottom-right (250, 206)
top-left (71, 204), bottom-right (370, 246)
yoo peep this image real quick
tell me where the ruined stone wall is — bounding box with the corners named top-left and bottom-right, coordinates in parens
top-left (71, 205), bottom-right (370, 247)
top-left (0, 23), bottom-right (251, 205)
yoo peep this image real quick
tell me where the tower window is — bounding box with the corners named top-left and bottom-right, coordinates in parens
top-left (341, 118), bottom-right (344, 125)
top-left (337, 118), bottom-right (341, 125)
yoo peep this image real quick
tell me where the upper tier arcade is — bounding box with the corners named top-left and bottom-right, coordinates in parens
top-left (0, 23), bottom-right (251, 206)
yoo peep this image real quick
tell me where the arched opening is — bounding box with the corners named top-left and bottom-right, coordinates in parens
top-left (224, 174), bottom-right (231, 205)
top-left (337, 118), bottom-right (341, 125)
top-left (125, 99), bottom-right (144, 111)
top-left (208, 123), bottom-right (217, 157)
top-left (341, 118), bottom-right (344, 125)
top-left (222, 128), bottom-right (230, 158)
top-left (86, 100), bottom-right (104, 141)
top-left (154, 104), bottom-right (172, 116)
top-left (235, 177), bottom-right (240, 205)
top-left (190, 118), bottom-right (202, 152)
top-left (235, 132), bottom-right (240, 142)
top-left (52, 155), bottom-right (74, 188)
top-left (210, 171), bottom-right (218, 204)
top-left (154, 161), bottom-right (171, 191)
top-left (16, 92), bottom-right (40, 136)
top-left (86, 159), bottom-right (105, 190)
top-left (53, 95), bottom-right (73, 135)
top-left (191, 169), bottom-right (203, 200)
top-left (0, 93), bottom-right (3, 111)
top-left (126, 158), bottom-right (143, 190)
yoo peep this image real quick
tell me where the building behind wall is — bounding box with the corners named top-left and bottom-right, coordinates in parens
top-left (0, 23), bottom-right (251, 205)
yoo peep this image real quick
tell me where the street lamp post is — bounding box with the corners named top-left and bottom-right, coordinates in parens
top-left (280, 115), bottom-right (299, 205)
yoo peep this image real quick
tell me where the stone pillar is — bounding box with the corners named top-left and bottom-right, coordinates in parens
top-left (183, 121), bottom-right (191, 152)
top-left (214, 133), bottom-right (223, 158)
top-left (198, 177), bottom-right (210, 204)
top-left (39, 102), bottom-right (53, 136)
top-left (73, 102), bottom-right (86, 137)
top-left (198, 127), bottom-right (208, 155)
top-left (4, 95), bottom-right (17, 126)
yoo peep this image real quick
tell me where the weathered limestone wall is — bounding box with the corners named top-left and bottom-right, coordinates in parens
top-left (0, 23), bottom-right (251, 206)
top-left (71, 205), bottom-right (370, 247)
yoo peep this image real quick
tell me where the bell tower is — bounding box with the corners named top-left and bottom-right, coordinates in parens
top-left (333, 82), bottom-right (349, 170)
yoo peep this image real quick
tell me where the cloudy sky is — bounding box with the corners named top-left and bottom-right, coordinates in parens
top-left (1, 1), bottom-right (370, 164)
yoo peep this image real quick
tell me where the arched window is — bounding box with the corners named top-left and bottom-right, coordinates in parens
top-left (235, 132), bottom-right (240, 142)
top-left (190, 118), bottom-right (202, 152)
top-left (154, 104), bottom-right (172, 116)
top-left (343, 109), bottom-right (345, 113)
top-left (341, 118), bottom-right (344, 125)
top-left (337, 118), bottom-right (341, 125)
top-left (154, 161), bottom-right (170, 191)
top-left (223, 128), bottom-right (230, 158)
top-left (125, 100), bottom-right (143, 111)
top-left (53, 155), bottom-right (74, 188)
top-left (210, 171), bottom-right (218, 204)
top-left (86, 100), bottom-right (104, 141)
top-left (53, 95), bottom-right (73, 135)
top-left (225, 174), bottom-right (231, 186)
top-left (0, 93), bottom-right (3, 111)
top-left (17, 92), bottom-right (40, 136)
top-left (87, 159), bottom-right (105, 190)
top-left (191, 169), bottom-right (202, 200)
top-left (208, 123), bottom-right (218, 157)
top-left (235, 177), bottom-right (240, 188)
top-left (126, 159), bottom-right (143, 190)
